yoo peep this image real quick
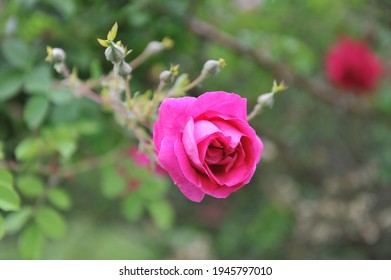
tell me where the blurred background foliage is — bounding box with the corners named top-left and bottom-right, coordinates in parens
top-left (1, 0), bottom-right (391, 259)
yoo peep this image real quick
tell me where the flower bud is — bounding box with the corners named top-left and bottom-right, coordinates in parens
top-left (105, 43), bottom-right (125, 64)
top-left (145, 41), bottom-right (165, 55)
top-left (51, 48), bottom-right (66, 63)
top-left (159, 70), bottom-right (172, 83)
top-left (257, 92), bottom-right (274, 108)
top-left (45, 46), bottom-right (66, 64)
top-left (114, 61), bottom-right (132, 77)
top-left (202, 58), bottom-right (226, 76)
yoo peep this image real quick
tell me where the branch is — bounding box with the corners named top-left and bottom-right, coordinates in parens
top-left (186, 17), bottom-right (385, 119)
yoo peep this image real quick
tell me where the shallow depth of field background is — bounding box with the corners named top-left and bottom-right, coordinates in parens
top-left (1, 0), bottom-right (391, 259)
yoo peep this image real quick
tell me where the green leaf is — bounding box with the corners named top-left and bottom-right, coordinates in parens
top-left (43, 0), bottom-right (76, 18)
top-left (23, 96), bottom-right (49, 129)
top-left (0, 215), bottom-right (4, 240)
top-left (23, 64), bottom-right (52, 94)
top-left (75, 121), bottom-right (100, 135)
top-left (97, 38), bottom-right (109, 47)
top-left (49, 88), bottom-right (74, 105)
top-left (107, 22), bottom-right (118, 41)
top-left (100, 166), bottom-right (125, 199)
top-left (0, 70), bottom-right (23, 101)
top-left (54, 139), bottom-right (76, 160)
top-left (120, 194), bottom-right (144, 222)
top-left (18, 224), bottom-right (46, 259)
top-left (48, 188), bottom-right (72, 211)
top-left (34, 207), bottom-right (67, 239)
top-left (15, 138), bottom-right (45, 161)
top-left (89, 59), bottom-right (103, 80)
top-left (16, 175), bottom-right (44, 199)
top-left (0, 167), bottom-right (13, 190)
top-left (1, 38), bottom-right (35, 69)
top-left (147, 200), bottom-right (174, 231)
top-left (0, 185), bottom-right (20, 211)
top-left (4, 206), bottom-right (32, 235)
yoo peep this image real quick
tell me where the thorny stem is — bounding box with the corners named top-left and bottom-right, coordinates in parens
top-left (173, 72), bottom-right (207, 95)
top-left (0, 146), bottom-right (129, 178)
top-left (79, 86), bottom-right (105, 105)
top-left (247, 103), bottom-right (262, 121)
top-left (156, 80), bottom-right (165, 95)
top-left (129, 50), bottom-right (151, 69)
top-left (60, 63), bottom-right (70, 78)
top-left (147, 81), bottom-right (165, 116)
top-left (125, 75), bottom-right (132, 106)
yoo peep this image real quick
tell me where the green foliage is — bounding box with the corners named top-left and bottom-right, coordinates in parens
top-left (16, 175), bottom-right (44, 199)
top-left (23, 96), bottom-right (50, 129)
top-left (24, 65), bottom-right (52, 95)
top-left (15, 138), bottom-right (45, 161)
top-left (0, 168), bottom-right (13, 189)
top-left (100, 166), bottom-right (126, 199)
top-left (1, 38), bottom-right (35, 69)
top-left (34, 207), bottom-right (67, 239)
top-left (147, 200), bottom-right (174, 231)
top-left (120, 193), bottom-right (143, 222)
top-left (49, 88), bottom-right (75, 105)
top-left (0, 169), bottom-right (20, 212)
top-left (0, 70), bottom-right (24, 101)
top-left (247, 202), bottom-right (294, 252)
top-left (4, 207), bottom-right (32, 235)
top-left (18, 224), bottom-right (46, 259)
top-left (48, 188), bottom-right (72, 211)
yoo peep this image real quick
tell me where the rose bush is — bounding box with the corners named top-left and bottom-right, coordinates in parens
top-left (325, 36), bottom-right (382, 93)
top-left (153, 91), bottom-right (263, 202)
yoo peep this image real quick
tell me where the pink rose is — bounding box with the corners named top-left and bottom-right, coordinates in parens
top-left (153, 91), bottom-right (263, 202)
top-left (325, 36), bottom-right (382, 93)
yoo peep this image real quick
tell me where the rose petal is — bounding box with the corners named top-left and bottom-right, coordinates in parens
top-left (199, 175), bottom-right (243, 198)
top-left (182, 118), bottom-right (204, 171)
top-left (174, 138), bottom-right (202, 187)
top-left (210, 118), bottom-right (244, 147)
top-left (188, 91), bottom-right (248, 121)
top-left (197, 132), bottom-right (230, 163)
top-left (158, 137), bottom-right (205, 202)
top-left (193, 119), bottom-right (221, 142)
top-left (153, 96), bottom-right (196, 153)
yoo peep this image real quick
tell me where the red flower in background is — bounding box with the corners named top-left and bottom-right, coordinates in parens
top-left (128, 147), bottom-right (167, 176)
top-left (325, 36), bottom-right (382, 93)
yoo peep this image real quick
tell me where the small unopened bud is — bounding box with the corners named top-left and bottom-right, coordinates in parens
top-left (159, 64), bottom-right (179, 84)
top-left (105, 43), bottom-right (125, 64)
top-left (52, 48), bottom-right (66, 63)
top-left (159, 70), bottom-right (172, 83)
top-left (257, 92), bottom-right (275, 108)
top-left (202, 58), bottom-right (226, 76)
top-left (114, 61), bottom-right (132, 77)
top-left (145, 41), bottom-right (164, 55)
top-left (45, 46), bottom-right (66, 64)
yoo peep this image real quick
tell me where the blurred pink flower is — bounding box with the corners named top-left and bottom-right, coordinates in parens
top-left (325, 36), bottom-right (382, 93)
top-left (153, 91), bottom-right (263, 202)
top-left (128, 147), bottom-right (167, 176)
